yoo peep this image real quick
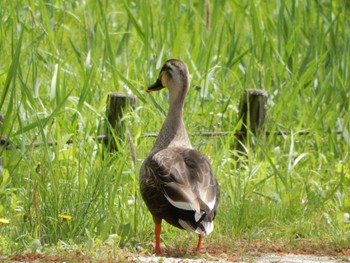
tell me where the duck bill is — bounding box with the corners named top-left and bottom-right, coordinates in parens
top-left (145, 78), bottom-right (164, 92)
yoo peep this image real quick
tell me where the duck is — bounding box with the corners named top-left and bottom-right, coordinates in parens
top-left (140, 59), bottom-right (220, 254)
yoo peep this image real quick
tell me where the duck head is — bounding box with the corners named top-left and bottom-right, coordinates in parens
top-left (146, 59), bottom-right (190, 101)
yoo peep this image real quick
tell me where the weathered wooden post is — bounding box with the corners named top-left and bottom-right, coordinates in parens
top-left (105, 94), bottom-right (137, 151)
top-left (236, 89), bottom-right (268, 155)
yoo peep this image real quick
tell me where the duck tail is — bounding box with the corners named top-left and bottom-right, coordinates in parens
top-left (178, 211), bottom-right (214, 236)
top-left (196, 213), bottom-right (214, 236)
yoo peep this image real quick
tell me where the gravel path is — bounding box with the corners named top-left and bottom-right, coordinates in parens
top-left (131, 253), bottom-right (349, 263)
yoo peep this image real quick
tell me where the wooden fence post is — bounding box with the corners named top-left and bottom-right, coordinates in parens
top-left (105, 94), bottom-right (137, 151)
top-left (236, 89), bottom-right (268, 155)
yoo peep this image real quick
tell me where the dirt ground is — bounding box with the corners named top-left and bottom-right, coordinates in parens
top-left (5, 253), bottom-right (348, 263)
top-left (4, 240), bottom-right (350, 262)
top-left (132, 254), bottom-right (348, 263)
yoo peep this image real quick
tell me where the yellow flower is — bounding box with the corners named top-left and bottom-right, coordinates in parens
top-left (58, 214), bottom-right (72, 220)
top-left (0, 218), bottom-right (9, 224)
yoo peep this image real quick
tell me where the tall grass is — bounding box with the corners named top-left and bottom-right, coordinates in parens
top-left (0, 0), bottom-right (349, 256)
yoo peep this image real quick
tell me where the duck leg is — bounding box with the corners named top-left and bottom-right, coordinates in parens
top-left (196, 234), bottom-right (203, 253)
top-left (154, 221), bottom-right (162, 254)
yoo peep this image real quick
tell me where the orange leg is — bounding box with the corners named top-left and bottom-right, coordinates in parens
top-left (196, 234), bottom-right (203, 254)
top-left (154, 223), bottom-right (162, 254)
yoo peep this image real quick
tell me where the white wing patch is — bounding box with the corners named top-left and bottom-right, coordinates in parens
top-left (205, 197), bottom-right (216, 211)
top-left (164, 192), bottom-right (196, 211)
top-left (163, 182), bottom-right (201, 212)
top-left (194, 211), bottom-right (204, 222)
top-left (178, 219), bottom-right (195, 232)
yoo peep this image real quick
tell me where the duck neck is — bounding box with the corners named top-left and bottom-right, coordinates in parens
top-left (152, 92), bottom-right (192, 152)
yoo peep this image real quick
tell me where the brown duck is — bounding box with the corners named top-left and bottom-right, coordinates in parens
top-left (140, 59), bottom-right (220, 254)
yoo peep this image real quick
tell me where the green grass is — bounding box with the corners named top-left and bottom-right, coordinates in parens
top-left (0, 0), bottom-right (349, 258)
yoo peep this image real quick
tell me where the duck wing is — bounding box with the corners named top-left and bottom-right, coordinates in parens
top-left (147, 147), bottom-right (220, 235)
